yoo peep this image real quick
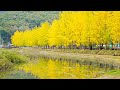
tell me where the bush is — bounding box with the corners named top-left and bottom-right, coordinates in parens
top-left (1, 51), bottom-right (26, 64)
top-left (0, 59), bottom-right (13, 71)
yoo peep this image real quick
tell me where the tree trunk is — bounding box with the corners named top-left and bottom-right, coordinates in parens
top-left (89, 45), bottom-right (92, 50)
top-left (105, 44), bottom-right (107, 50)
top-left (84, 45), bottom-right (87, 50)
top-left (100, 44), bottom-right (103, 50)
top-left (73, 45), bottom-right (77, 49)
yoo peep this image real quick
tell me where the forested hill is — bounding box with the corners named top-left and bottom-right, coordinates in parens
top-left (0, 11), bottom-right (59, 44)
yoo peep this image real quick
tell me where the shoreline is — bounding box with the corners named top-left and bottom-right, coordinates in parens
top-left (1, 48), bottom-right (120, 79)
top-left (12, 48), bottom-right (120, 69)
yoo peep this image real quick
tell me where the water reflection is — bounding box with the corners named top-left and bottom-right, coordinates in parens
top-left (18, 58), bottom-right (109, 79)
top-left (0, 70), bottom-right (37, 79)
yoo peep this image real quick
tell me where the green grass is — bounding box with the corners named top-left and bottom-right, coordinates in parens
top-left (0, 48), bottom-right (28, 72)
top-left (1, 51), bottom-right (27, 64)
top-left (107, 70), bottom-right (120, 76)
top-left (1, 70), bottom-right (37, 79)
top-left (57, 49), bottom-right (120, 56)
top-left (0, 59), bottom-right (13, 71)
top-left (96, 70), bottom-right (120, 78)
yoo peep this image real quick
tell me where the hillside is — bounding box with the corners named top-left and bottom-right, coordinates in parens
top-left (0, 11), bottom-right (59, 44)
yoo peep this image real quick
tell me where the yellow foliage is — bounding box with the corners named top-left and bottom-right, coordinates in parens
top-left (11, 11), bottom-right (120, 48)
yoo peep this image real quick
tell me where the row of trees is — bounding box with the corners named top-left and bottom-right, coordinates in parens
top-left (11, 11), bottom-right (120, 50)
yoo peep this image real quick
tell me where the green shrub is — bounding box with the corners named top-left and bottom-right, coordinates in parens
top-left (0, 59), bottom-right (13, 71)
top-left (1, 51), bottom-right (26, 64)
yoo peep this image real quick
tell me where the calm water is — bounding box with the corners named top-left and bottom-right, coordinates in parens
top-left (0, 58), bottom-right (110, 79)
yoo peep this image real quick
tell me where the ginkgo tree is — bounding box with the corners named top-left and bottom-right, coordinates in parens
top-left (11, 11), bottom-right (120, 50)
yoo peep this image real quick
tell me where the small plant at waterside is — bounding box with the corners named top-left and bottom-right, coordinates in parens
top-left (0, 53), bottom-right (13, 71)
top-left (0, 59), bottom-right (13, 71)
top-left (1, 51), bottom-right (27, 64)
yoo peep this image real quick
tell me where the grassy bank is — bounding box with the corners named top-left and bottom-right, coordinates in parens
top-left (0, 49), bottom-right (27, 72)
top-left (48, 49), bottom-right (120, 56)
top-left (96, 70), bottom-right (120, 79)
top-left (9, 47), bottom-right (120, 70)
top-left (1, 48), bottom-right (120, 78)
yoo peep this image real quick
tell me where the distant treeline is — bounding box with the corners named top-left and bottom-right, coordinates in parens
top-left (0, 11), bottom-right (59, 44)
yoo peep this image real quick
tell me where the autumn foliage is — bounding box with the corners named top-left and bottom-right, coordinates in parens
top-left (11, 11), bottom-right (120, 50)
